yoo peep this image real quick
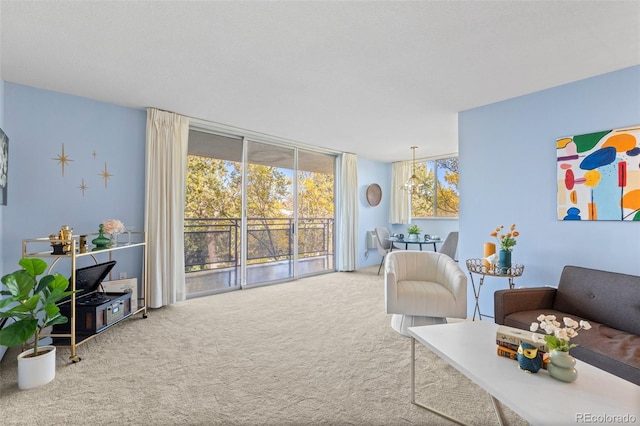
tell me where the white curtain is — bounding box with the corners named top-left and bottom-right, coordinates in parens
top-left (390, 161), bottom-right (411, 224)
top-left (338, 153), bottom-right (358, 271)
top-left (145, 108), bottom-right (189, 308)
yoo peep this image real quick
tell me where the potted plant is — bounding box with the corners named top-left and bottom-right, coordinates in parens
top-left (407, 224), bottom-right (421, 241)
top-left (0, 257), bottom-right (75, 389)
top-left (490, 224), bottom-right (519, 272)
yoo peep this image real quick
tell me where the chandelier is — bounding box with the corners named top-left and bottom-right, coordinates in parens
top-left (400, 146), bottom-right (427, 195)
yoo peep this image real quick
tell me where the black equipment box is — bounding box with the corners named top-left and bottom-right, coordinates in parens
top-left (54, 292), bottom-right (133, 337)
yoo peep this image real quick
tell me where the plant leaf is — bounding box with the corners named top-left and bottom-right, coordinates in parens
top-left (13, 294), bottom-right (40, 312)
top-left (42, 275), bottom-right (73, 305)
top-left (18, 257), bottom-right (48, 277)
top-left (44, 314), bottom-right (68, 327)
top-left (0, 298), bottom-right (19, 309)
top-left (34, 274), bottom-right (55, 295)
top-left (0, 319), bottom-right (37, 347)
top-left (0, 311), bottom-right (31, 320)
top-left (44, 302), bottom-right (60, 318)
top-left (2, 270), bottom-right (36, 298)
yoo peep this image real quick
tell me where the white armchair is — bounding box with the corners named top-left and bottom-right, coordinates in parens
top-left (384, 251), bottom-right (467, 336)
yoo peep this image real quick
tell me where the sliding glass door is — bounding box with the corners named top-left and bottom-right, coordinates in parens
top-left (184, 131), bottom-right (243, 296)
top-left (244, 141), bottom-right (295, 286)
top-left (184, 129), bottom-right (336, 297)
top-left (297, 150), bottom-right (335, 276)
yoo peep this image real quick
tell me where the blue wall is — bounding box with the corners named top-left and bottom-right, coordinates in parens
top-left (2, 83), bottom-right (146, 277)
top-left (357, 157), bottom-right (391, 268)
top-left (459, 65), bottom-right (640, 319)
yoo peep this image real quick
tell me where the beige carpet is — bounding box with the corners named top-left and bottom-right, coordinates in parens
top-left (0, 266), bottom-right (526, 425)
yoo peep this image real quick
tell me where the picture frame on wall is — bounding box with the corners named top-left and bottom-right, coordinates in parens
top-left (0, 128), bottom-right (7, 206)
top-left (557, 125), bottom-right (640, 221)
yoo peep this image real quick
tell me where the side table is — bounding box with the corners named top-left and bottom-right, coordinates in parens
top-left (465, 258), bottom-right (524, 321)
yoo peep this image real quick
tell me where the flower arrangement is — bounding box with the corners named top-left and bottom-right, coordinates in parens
top-left (490, 224), bottom-right (519, 252)
top-left (407, 224), bottom-right (421, 235)
top-left (102, 219), bottom-right (125, 235)
top-left (530, 314), bottom-right (592, 352)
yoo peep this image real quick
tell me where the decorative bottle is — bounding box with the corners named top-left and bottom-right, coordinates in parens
top-left (91, 224), bottom-right (111, 249)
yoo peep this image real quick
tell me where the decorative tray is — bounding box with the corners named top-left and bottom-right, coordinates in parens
top-left (465, 258), bottom-right (524, 277)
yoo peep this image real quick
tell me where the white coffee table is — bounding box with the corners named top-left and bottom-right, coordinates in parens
top-left (408, 320), bottom-right (640, 425)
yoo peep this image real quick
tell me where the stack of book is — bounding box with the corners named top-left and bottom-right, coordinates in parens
top-left (496, 325), bottom-right (550, 369)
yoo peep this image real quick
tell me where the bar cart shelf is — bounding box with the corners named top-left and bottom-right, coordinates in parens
top-left (21, 232), bottom-right (148, 362)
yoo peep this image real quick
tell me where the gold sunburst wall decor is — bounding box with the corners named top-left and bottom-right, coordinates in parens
top-left (78, 178), bottom-right (89, 196)
top-left (100, 162), bottom-right (113, 188)
top-left (52, 143), bottom-right (73, 176)
top-left (50, 145), bottom-right (116, 195)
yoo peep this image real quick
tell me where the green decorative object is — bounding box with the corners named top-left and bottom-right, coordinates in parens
top-left (547, 350), bottom-right (578, 383)
top-left (92, 224), bottom-right (111, 249)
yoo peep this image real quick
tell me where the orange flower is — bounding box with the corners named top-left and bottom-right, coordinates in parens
top-left (491, 224), bottom-right (519, 252)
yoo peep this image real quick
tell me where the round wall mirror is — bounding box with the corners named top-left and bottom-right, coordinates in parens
top-left (366, 183), bottom-right (382, 206)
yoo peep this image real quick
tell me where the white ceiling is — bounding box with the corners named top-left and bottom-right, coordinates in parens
top-left (1, 1), bottom-right (639, 163)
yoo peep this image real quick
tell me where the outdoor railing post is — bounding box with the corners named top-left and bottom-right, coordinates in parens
top-left (289, 218), bottom-right (293, 276)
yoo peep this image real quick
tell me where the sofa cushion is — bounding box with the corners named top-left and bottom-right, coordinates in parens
top-left (503, 309), bottom-right (640, 386)
top-left (553, 266), bottom-right (640, 336)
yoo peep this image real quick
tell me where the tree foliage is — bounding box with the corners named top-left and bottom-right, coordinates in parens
top-left (298, 171), bottom-right (334, 218)
top-left (185, 157), bottom-right (241, 219)
top-left (411, 157), bottom-right (459, 218)
top-left (184, 155), bottom-right (335, 271)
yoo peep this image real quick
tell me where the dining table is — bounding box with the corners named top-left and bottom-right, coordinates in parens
top-left (388, 237), bottom-right (443, 252)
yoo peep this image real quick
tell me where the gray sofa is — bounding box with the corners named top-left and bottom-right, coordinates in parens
top-left (494, 265), bottom-right (640, 385)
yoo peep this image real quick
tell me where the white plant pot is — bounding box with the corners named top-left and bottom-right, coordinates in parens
top-left (408, 234), bottom-right (418, 241)
top-left (17, 345), bottom-right (56, 390)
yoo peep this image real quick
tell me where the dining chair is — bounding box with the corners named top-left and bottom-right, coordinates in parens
top-left (375, 227), bottom-right (395, 275)
top-left (439, 231), bottom-right (459, 261)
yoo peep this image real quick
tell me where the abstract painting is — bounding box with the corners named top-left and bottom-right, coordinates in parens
top-left (557, 125), bottom-right (640, 221)
top-left (0, 128), bottom-right (7, 206)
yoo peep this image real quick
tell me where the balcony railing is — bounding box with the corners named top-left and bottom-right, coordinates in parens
top-left (184, 217), bottom-right (335, 275)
